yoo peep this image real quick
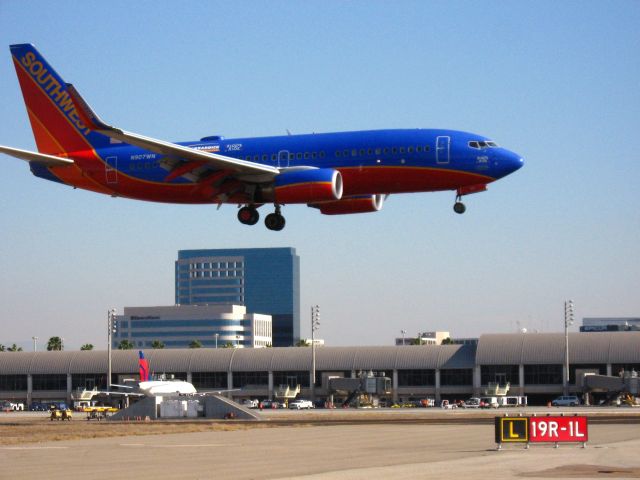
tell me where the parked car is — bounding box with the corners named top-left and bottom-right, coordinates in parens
top-left (30, 402), bottom-right (47, 411)
top-left (289, 399), bottom-right (314, 410)
top-left (551, 395), bottom-right (581, 407)
top-left (260, 400), bottom-right (283, 409)
top-left (462, 397), bottom-right (481, 408)
top-left (242, 399), bottom-right (259, 408)
top-left (440, 400), bottom-right (457, 409)
top-left (0, 401), bottom-right (12, 412)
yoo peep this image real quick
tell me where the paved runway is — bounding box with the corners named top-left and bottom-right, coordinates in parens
top-left (1, 420), bottom-right (639, 479)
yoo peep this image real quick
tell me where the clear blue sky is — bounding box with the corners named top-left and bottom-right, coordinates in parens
top-left (1, 1), bottom-right (638, 350)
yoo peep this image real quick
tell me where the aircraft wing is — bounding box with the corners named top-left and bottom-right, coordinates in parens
top-left (66, 84), bottom-right (279, 178)
top-left (0, 145), bottom-right (74, 167)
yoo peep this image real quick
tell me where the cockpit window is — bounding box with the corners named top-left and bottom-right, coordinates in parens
top-left (469, 140), bottom-right (499, 149)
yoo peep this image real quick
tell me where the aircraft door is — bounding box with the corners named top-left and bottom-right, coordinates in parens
top-left (436, 136), bottom-right (450, 164)
top-left (277, 150), bottom-right (290, 169)
top-left (105, 156), bottom-right (118, 184)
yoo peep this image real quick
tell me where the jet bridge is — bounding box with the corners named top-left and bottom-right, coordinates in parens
top-left (329, 372), bottom-right (391, 408)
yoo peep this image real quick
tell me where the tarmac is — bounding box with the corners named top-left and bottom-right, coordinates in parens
top-left (1, 409), bottom-right (639, 479)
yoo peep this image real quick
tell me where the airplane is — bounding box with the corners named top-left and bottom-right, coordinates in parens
top-left (104, 351), bottom-right (235, 398)
top-left (0, 44), bottom-right (524, 231)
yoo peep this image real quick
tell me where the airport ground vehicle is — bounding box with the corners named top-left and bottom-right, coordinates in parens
top-left (50, 407), bottom-right (72, 421)
top-left (551, 395), bottom-right (581, 406)
top-left (242, 399), bottom-right (259, 408)
top-left (30, 402), bottom-right (47, 411)
top-left (289, 399), bottom-right (314, 410)
top-left (0, 401), bottom-right (12, 412)
top-left (440, 400), bottom-right (457, 409)
top-left (479, 397), bottom-right (499, 408)
top-left (462, 397), bottom-right (481, 408)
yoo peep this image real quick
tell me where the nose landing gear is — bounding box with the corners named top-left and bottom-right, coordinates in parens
top-left (453, 194), bottom-right (466, 214)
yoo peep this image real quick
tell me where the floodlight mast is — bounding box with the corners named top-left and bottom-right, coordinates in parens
top-left (563, 300), bottom-right (575, 396)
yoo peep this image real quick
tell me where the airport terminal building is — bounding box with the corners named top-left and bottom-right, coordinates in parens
top-left (1, 332), bottom-right (638, 406)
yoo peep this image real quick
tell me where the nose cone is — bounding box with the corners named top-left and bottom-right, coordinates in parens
top-left (495, 149), bottom-right (524, 178)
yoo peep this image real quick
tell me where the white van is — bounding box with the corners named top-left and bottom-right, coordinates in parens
top-left (551, 395), bottom-right (580, 406)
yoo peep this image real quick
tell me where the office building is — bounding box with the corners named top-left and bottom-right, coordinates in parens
top-left (113, 304), bottom-right (272, 349)
top-left (175, 248), bottom-right (300, 346)
top-left (581, 317), bottom-right (640, 332)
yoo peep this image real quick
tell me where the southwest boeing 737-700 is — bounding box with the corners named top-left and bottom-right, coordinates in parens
top-left (0, 44), bottom-right (523, 230)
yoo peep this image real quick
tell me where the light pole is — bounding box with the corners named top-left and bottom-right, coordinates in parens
top-left (32, 336), bottom-right (38, 352)
top-left (107, 308), bottom-right (117, 392)
top-left (563, 300), bottom-right (575, 396)
top-left (215, 333), bottom-right (219, 349)
top-left (311, 305), bottom-right (320, 400)
top-left (401, 329), bottom-right (407, 346)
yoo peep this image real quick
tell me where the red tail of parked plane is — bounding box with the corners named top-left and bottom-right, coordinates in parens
top-left (138, 351), bottom-right (150, 382)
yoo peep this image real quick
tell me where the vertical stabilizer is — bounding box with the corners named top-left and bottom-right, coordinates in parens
top-left (138, 351), bottom-right (150, 382)
top-left (10, 43), bottom-right (112, 154)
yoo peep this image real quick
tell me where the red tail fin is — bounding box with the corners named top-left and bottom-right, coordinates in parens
top-left (138, 351), bottom-right (150, 382)
top-left (10, 44), bottom-right (112, 154)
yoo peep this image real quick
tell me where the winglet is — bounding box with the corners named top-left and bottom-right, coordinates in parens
top-left (66, 83), bottom-right (116, 132)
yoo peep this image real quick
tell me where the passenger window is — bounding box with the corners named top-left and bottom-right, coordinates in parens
top-left (271, 154), bottom-right (277, 161)
top-left (367, 148), bottom-right (373, 155)
top-left (311, 152), bottom-right (317, 159)
top-left (246, 155), bottom-right (251, 161)
top-left (416, 146), bottom-right (422, 153)
top-left (424, 145), bottom-right (430, 152)
top-left (383, 148), bottom-right (389, 154)
top-left (408, 146), bottom-right (413, 153)
top-left (343, 150), bottom-right (349, 156)
top-left (304, 152), bottom-right (310, 159)
top-left (352, 149), bottom-right (358, 156)
top-left (335, 151), bottom-right (341, 157)
top-left (392, 147), bottom-right (397, 154)
top-left (399, 147), bottom-right (405, 154)
top-left (375, 148), bottom-right (381, 155)
top-left (319, 151), bottom-right (325, 158)
top-left (296, 153), bottom-right (302, 159)
top-left (262, 154), bottom-right (268, 161)
top-left (289, 153), bottom-right (294, 160)
top-left (359, 149), bottom-right (365, 156)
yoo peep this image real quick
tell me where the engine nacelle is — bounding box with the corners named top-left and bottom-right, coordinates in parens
top-left (269, 168), bottom-right (343, 204)
top-left (311, 194), bottom-right (385, 215)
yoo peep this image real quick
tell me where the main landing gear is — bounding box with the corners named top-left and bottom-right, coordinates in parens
top-left (453, 194), bottom-right (466, 214)
top-left (237, 205), bottom-right (259, 225)
top-left (264, 205), bottom-right (286, 231)
top-left (237, 204), bottom-right (286, 231)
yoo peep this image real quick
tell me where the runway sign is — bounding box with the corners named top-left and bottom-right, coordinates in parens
top-left (494, 417), bottom-right (528, 443)
top-left (529, 416), bottom-right (588, 443)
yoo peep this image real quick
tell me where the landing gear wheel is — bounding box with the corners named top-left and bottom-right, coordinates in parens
top-left (238, 206), bottom-right (259, 225)
top-left (265, 213), bottom-right (286, 231)
top-left (453, 201), bottom-right (466, 214)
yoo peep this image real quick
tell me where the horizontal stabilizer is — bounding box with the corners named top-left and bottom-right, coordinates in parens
top-left (0, 144), bottom-right (74, 167)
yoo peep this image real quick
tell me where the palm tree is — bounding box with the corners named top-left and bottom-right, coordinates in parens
top-left (0, 344), bottom-right (5, 352)
top-left (295, 339), bottom-right (310, 347)
top-left (441, 337), bottom-right (454, 345)
top-left (7, 343), bottom-right (23, 352)
top-left (189, 340), bottom-right (202, 348)
top-left (222, 342), bottom-right (234, 348)
top-left (46, 336), bottom-right (63, 351)
top-left (118, 339), bottom-right (134, 350)
top-left (80, 344), bottom-right (94, 351)
top-left (151, 340), bottom-right (165, 349)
